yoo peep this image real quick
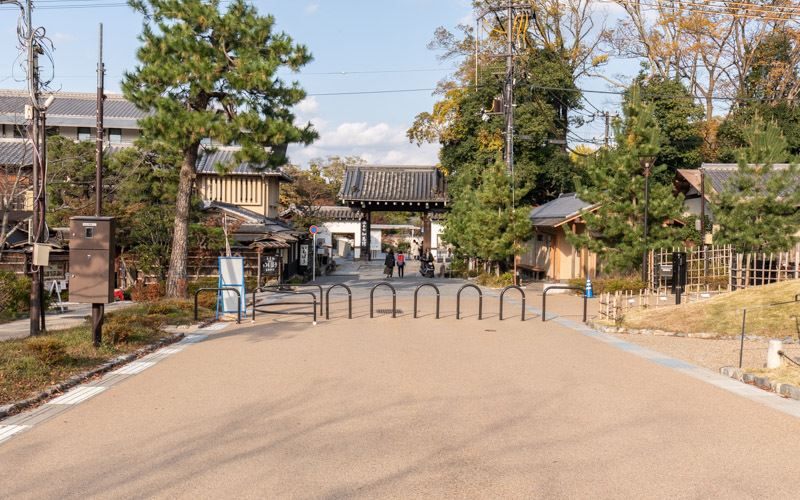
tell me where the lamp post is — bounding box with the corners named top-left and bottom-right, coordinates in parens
top-left (638, 154), bottom-right (656, 285)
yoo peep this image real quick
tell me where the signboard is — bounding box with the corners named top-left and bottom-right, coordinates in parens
top-left (309, 225), bottom-right (318, 234)
top-left (261, 255), bottom-right (279, 276)
top-left (300, 244), bottom-right (309, 266)
top-left (218, 257), bottom-right (247, 318)
top-left (360, 219), bottom-right (369, 247)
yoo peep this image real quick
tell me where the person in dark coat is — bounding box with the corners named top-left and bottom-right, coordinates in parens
top-left (384, 249), bottom-right (395, 278)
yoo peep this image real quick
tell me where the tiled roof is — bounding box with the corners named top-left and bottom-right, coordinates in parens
top-left (0, 91), bottom-right (147, 128)
top-left (195, 146), bottom-right (290, 178)
top-left (339, 165), bottom-right (448, 204)
top-left (0, 140), bottom-right (32, 166)
top-left (529, 193), bottom-right (597, 228)
top-left (279, 204), bottom-right (363, 221)
top-left (699, 163), bottom-right (794, 193)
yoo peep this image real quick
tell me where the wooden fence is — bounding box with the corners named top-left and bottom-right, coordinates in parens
top-left (599, 286), bottom-right (727, 322)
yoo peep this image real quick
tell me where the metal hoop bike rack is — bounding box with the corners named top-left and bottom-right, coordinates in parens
top-left (273, 283), bottom-right (324, 316)
top-left (413, 283), bottom-right (440, 319)
top-left (541, 286), bottom-right (587, 323)
top-left (252, 285), bottom-right (318, 324)
top-left (325, 284), bottom-right (353, 319)
top-left (370, 282), bottom-right (397, 318)
top-left (456, 284), bottom-right (483, 320)
top-left (499, 285), bottom-right (525, 321)
top-left (194, 287), bottom-right (241, 324)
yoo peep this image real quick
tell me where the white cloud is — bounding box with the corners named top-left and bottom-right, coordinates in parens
top-left (286, 121), bottom-right (440, 166)
top-left (294, 96), bottom-right (320, 115)
top-left (304, 4), bottom-right (319, 14)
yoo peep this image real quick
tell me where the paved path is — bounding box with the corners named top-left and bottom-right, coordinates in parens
top-left (2, 290), bottom-right (800, 497)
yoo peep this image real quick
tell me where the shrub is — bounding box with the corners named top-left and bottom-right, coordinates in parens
top-left (0, 271), bottom-right (31, 320)
top-left (567, 276), bottom-right (646, 294)
top-left (130, 282), bottom-right (166, 302)
top-left (476, 272), bottom-right (515, 288)
top-left (25, 337), bottom-right (68, 365)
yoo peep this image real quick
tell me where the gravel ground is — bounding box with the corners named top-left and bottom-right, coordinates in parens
top-left (608, 332), bottom-right (800, 372)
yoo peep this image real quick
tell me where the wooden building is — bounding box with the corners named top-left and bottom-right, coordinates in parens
top-left (517, 193), bottom-right (599, 282)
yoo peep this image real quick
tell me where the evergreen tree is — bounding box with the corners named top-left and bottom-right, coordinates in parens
top-left (711, 116), bottom-right (800, 253)
top-left (123, 0), bottom-right (316, 298)
top-left (567, 89), bottom-right (685, 274)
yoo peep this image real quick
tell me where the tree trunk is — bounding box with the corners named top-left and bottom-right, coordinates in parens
top-left (166, 145), bottom-right (199, 299)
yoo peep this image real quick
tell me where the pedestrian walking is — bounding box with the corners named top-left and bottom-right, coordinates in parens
top-left (384, 248), bottom-right (395, 278)
top-left (411, 239), bottom-right (419, 260)
top-left (396, 252), bottom-right (405, 277)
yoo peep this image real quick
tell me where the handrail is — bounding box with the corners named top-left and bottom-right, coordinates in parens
top-left (252, 286), bottom-right (317, 324)
top-left (325, 284), bottom-right (353, 319)
top-left (260, 283), bottom-right (324, 316)
top-left (499, 285), bottom-right (525, 321)
top-left (370, 282), bottom-right (397, 318)
top-left (736, 294), bottom-right (800, 368)
top-left (456, 284), bottom-right (483, 320)
top-left (413, 283), bottom-right (440, 319)
top-left (194, 287), bottom-right (241, 324)
top-left (542, 286), bottom-right (587, 323)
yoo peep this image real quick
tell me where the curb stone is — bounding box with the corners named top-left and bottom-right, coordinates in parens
top-left (0, 332), bottom-right (185, 421)
top-left (720, 365), bottom-right (800, 401)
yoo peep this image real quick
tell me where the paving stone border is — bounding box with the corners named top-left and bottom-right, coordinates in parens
top-left (0, 332), bottom-right (185, 420)
top-left (587, 319), bottom-right (800, 344)
top-left (586, 319), bottom-right (800, 401)
top-left (719, 366), bottom-right (800, 401)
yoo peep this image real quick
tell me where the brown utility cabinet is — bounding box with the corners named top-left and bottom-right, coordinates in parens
top-left (69, 216), bottom-right (116, 303)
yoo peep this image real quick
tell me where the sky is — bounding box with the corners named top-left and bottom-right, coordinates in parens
top-left (0, 0), bottom-right (629, 168)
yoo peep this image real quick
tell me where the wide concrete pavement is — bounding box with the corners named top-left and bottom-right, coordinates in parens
top-left (2, 295), bottom-right (800, 498)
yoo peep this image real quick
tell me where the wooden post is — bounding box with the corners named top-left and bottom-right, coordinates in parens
top-left (256, 247), bottom-right (262, 288)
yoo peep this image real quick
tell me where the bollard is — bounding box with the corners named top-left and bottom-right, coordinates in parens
top-left (767, 340), bottom-right (783, 369)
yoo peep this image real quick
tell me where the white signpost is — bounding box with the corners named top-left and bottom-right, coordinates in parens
top-left (309, 226), bottom-right (318, 281)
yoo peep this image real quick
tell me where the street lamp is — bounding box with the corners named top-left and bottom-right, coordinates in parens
top-left (638, 153), bottom-right (657, 286)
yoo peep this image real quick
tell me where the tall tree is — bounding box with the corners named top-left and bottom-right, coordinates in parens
top-left (567, 89), bottom-right (685, 274)
top-left (123, 0), bottom-right (316, 298)
top-left (711, 116), bottom-right (800, 253)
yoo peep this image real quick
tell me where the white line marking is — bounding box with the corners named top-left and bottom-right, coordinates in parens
top-left (181, 334), bottom-right (209, 343)
top-left (198, 323), bottom-right (229, 332)
top-left (158, 346), bottom-right (188, 355)
top-left (112, 361), bottom-right (155, 375)
top-left (0, 425), bottom-right (29, 443)
top-left (46, 386), bottom-right (106, 405)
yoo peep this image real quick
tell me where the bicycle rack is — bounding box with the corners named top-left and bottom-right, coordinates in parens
top-left (456, 284), bottom-right (483, 320)
top-left (194, 287), bottom-right (241, 324)
top-left (252, 285), bottom-right (317, 324)
top-left (325, 284), bottom-right (353, 319)
top-left (499, 285), bottom-right (525, 321)
top-left (271, 283), bottom-right (323, 316)
top-left (413, 283), bottom-right (440, 319)
top-left (370, 282), bottom-right (397, 318)
top-left (541, 286), bottom-right (587, 323)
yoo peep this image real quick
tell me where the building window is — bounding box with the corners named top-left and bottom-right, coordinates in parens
top-left (13, 125), bottom-right (23, 138)
top-left (46, 126), bottom-right (60, 137)
top-left (107, 128), bottom-right (122, 143)
top-left (77, 127), bottom-right (91, 141)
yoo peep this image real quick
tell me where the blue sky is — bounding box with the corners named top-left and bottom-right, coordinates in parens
top-left (0, 0), bottom-right (628, 167)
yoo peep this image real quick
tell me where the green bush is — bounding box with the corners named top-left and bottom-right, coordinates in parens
top-left (25, 337), bottom-right (68, 365)
top-left (476, 272), bottom-right (515, 288)
top-left (0, 271), bottom-right (31, 320)
top-left (567, 276), bottom-right (646, 294)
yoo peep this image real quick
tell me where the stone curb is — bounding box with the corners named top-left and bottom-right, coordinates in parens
top-left (586, 319), bottom-right (800, 344)
top-left (719, 366), bottom-right (800, 401)
top-left (0, 332), bottom-right (185, 420)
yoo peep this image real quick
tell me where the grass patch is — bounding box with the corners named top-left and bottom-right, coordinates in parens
top-left (0, 299), bottom-right (214, 406)
top-left (621, 280), bottom-right (800, 338)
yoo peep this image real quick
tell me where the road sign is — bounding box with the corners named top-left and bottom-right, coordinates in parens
top-left (309, 225), bottom-right (318, 234)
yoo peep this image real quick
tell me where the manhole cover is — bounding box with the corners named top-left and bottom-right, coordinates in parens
top-left (375, 309), bottom-right (402, 315)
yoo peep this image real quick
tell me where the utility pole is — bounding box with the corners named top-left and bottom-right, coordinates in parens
top-left (92, 23), bottom-right (105, 347)
top-left (27, 0), bottom-right (42, 337)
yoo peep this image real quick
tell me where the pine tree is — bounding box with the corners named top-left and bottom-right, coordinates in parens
top-left (567, 89), bottom-right (685, 274)
top-left (123, 0), bottom-right (316, 298)
top-left (711, 116), bottom-right (800, 253)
